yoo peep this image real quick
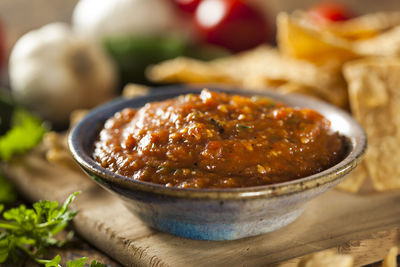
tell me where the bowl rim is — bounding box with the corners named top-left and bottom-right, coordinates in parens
top-left (68, 86), bottom-right (367, 200)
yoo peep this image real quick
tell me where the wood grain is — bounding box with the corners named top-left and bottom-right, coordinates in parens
top-left (2, 147), bottom-right (400, 267)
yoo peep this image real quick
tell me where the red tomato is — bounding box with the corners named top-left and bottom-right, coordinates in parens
top-left (308, 2), bottom-right (353, 23)
top-left (193, 0), bottom-right (271, 52)
top-left (173, 0), bottom-right (202, 13)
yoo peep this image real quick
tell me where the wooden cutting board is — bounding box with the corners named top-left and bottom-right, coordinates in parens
top-left (2, 146), bottom-right (400, 267)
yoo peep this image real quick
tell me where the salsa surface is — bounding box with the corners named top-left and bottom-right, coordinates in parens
top-left (93, 89), bottom-right (346, 189)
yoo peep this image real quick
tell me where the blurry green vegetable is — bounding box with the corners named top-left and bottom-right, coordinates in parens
top-left (0, 88), bottom-right (47, 161)
top-left (0, 107), bottom-right (47, 161)
top-left (104, 35), bottom-right (230, 85)
top-left (104, 36), bottom-right (186, 85)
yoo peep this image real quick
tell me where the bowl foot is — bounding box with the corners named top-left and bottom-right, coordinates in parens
top-left (137, 207), bottom-right (305, 241)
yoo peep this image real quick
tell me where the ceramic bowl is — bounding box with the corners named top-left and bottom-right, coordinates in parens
top-left (68, 86), bottom-right (366, 241)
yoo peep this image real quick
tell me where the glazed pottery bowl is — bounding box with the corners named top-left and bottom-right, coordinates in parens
top-left (68, 86), bottom-right (366, 241)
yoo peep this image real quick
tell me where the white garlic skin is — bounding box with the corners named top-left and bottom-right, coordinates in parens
top-left (9, 22), bottom-right (118, 124)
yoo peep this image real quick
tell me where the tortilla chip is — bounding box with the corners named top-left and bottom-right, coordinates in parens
top-left (336, 163), bottom-right (368, 193)
top-left (228, 46), bottom-right (348, 107)
top-left (147, 45), bottom-right (348, 108)
top-left (122, 84), bottom-right (150, 98)
top-left (327, 12), bottom-right (400, 40)
top-left (242, 76), bottom-right (286, 90)
top-left (355, 26), bottom-right (400, 56)
top-left (298, 251), bottom-right (354, 267)
top-left (146, 57), bottom-right (237, 85)
top-left (147, 47), bottom-right (277, 86)
top-left (229, 46), bottom-right (334, 86)
top-left (43, 132), bottom-right (80, 171)
top-left (280, 11), bottom-right (400, 57)
top-left (277, 12), bottom-right (357, 66)
top-left (344, 57), bottom-right (400, 191)
top-left (382, 247), bottom-right (398, 267)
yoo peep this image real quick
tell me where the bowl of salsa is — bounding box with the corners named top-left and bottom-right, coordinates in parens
top-left (69, 86), bottom-right (366, 240)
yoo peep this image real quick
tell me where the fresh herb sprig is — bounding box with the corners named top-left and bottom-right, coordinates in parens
top-left (0, 192), bottom-right (81, 264)
top-left (0, 92), bottom-right (105, 266)
top-left (38, 254), bottom-right (105, 267)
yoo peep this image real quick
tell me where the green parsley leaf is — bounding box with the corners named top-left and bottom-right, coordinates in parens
top-left (65, 257), bottom-right (106, 267)
top-left (0, 107), bottom-right (47, 161)
top-left (67, 257), bottom-right (88, 267)
top-left (0, 192), bottom-right (80, 263)
top-left (0, 234), bottom-right (11, 262)
top-left (37, 255), bottom-right (106, 267)
top-left (89, 260), bottom-right (106, 267)
top-left (36, 254), bottom-right (61, 267)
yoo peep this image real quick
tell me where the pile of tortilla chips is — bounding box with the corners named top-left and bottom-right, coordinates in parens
top-left (146, 10), bottom-right (400, 193)
top-left (297, 246), bottom-right (398, 267)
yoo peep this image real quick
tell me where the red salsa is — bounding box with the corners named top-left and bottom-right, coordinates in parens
top-left (93, 89), bottom-right (346, 189)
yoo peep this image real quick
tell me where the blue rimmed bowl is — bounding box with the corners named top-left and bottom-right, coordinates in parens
top-left (68, 86), bottom-right (366, 240)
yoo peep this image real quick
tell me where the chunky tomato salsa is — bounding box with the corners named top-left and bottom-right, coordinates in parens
top-left (93, 89), bottom-right (346, 189)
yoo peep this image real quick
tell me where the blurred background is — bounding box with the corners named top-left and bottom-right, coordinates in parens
top-left (1, 0), bottom-right (400, 54)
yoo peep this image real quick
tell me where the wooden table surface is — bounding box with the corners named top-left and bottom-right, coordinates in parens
top-left (2, 144), bottom-right (400, 267)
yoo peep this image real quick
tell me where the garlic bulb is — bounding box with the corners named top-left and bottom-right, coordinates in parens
top-left (9, 22), bottom-right (118, 124)
top-left (72, 0), bottom-right (177, 41)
